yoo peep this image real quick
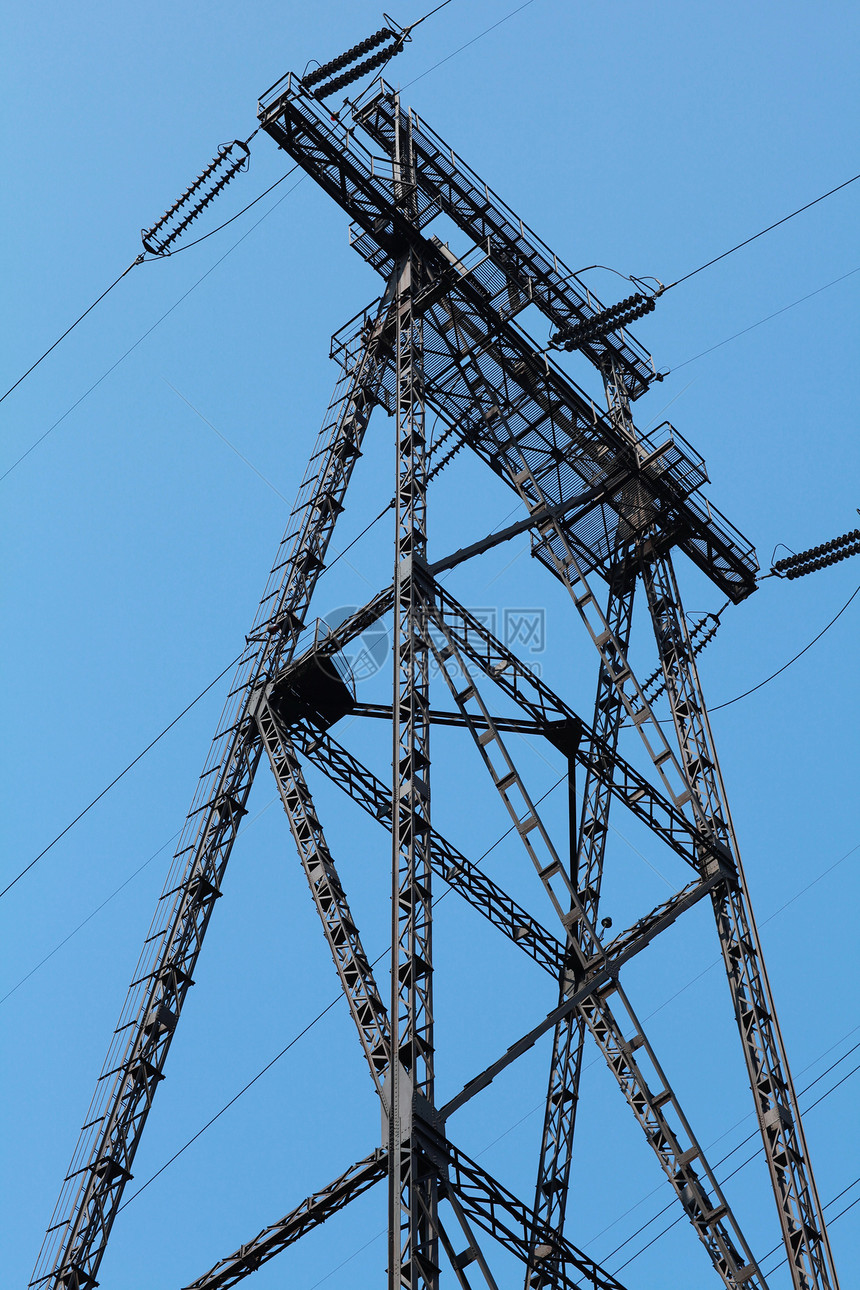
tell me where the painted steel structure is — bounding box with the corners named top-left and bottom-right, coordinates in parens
top-left (31, 51), bottom-right (841, 1290)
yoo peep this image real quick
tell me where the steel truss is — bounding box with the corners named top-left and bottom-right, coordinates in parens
top-left (32, 52), bottom-right (840, 1290)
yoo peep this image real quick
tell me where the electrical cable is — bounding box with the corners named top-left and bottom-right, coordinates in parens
top-left (115, 772), bottom-right (566, 1209)
top-left (0, 171), bottom-right (307, 484)
top-left (710, 583), bottom-right (860, 712)
top-left (402, 0), bottom-right (538, 89)
top-left (0, 795), bottom-right (280, 1009)
top-left (669, 264), bottom-right (860, 372)
top-left (761, 1178), bottom-right (860, 1275)
top-left (610, 1060), bottom-right (860, 1274)
top-left (601, 1046), bottom-right (860, 1266)
top-left (0, 653), bottom-right (242, 902)
top-left (664, 170), bottom-right (860, 292)
top-left (0, 831), bottom-right (180, 1007)
top-left (154, 164), bottom-right (299, 257)
top-left (0, 258), bottom-right (144, 409)
top-left (409, 0), bottom-right (456, 29)
top-left (112, 797), bottom-right (857, 1221)
top-left (116, 986), bottom-right (349, 1213)
top-left (0, 0), bottom-right (461, 407)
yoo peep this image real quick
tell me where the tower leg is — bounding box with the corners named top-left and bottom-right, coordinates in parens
top-left (641, 550), bottom-right (840, 1290)
top-left (389, 100), bottom-right (438, 1287)
top-left (29, 309), bottom-right (390, 1290)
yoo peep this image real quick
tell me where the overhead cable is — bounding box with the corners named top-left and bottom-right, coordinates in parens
top-left (665, 170), bottom-right (860, 291)
top-left (669, 264), bottom-right (860, 373)
top-left (0, 172), bottom-right (307, 483)
top-left (0, 257), bottom-right (143, 409)
top-left (711, 583), bottom-right (860, 712)
top-left (0, 654), bottom-right (242, 902)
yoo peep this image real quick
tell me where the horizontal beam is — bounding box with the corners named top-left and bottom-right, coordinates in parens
top-left (351, 702), bottom-right (559, 739)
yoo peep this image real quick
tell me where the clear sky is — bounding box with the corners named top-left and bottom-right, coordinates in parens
top-left (2, 2), bottom-right (858, 1287)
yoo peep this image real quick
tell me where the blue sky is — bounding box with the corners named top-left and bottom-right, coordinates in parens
top-left (2, 2), bottom-right (858, 1287)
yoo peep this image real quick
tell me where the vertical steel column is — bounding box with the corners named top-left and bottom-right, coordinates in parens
top-left (641, 550), bottom-right (840, 1290)
top-left (528, 572), bottom-right (636, 1290)
top-left (388, 94), bottom-right (438, 1290)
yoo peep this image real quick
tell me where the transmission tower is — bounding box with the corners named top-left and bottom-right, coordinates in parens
top-left (32, 34), bottom-right (842, 1290)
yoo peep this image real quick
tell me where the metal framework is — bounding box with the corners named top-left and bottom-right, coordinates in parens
top-left (31, 51), bottom-right (841, 1290)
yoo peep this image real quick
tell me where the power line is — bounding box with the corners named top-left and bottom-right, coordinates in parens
top-left (0, 257), bottom-right (143, 409)
top-left (7, 570), bottom-right (855, 912)
top-left (762, 1179), bottom-right (860, 1276)
top-left (610, 1056), bottom-right (860, 1274)
top-left (114, 772), bottom-right (566, 1209)
top-left (0, 796), bottom-right (280, 1008)
top-left (113, 812), bottom-right (858, 1224)
top-left (0, 654), bottom-right (242, 902)
top-left (0, 172), bottom-right (307, 484)
top-left (602, 1043), bottom-right (860, 1265)
top-left (665, 170), bottom-right (860, 291)
top-left (153, 164), bottom-right (299, 258)
top-left (711, 582), bottom-right (860, 711)
top-left (669, 264), bottom-right (860, 372)
top-left (116, 984), bottom-right (349, 1213)
top-left (402, 0), bottom-right (538, 89)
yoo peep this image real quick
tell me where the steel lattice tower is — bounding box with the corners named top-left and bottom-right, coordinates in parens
top-left (31, 48), bottom-right (842, 1290)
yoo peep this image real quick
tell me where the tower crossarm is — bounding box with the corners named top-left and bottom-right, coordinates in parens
top-left (257, 702), bottom-right (391, 1097)
top-left (641, 552), bottom-right (841, 1290)
top-left (259, 72), bottom-right (758, 602)
top-left (292, 722), bottom-right (564, 977)
top-left (354, 87), bottom-right (655, 401)
top-left (181, 1147), bottom-right (388, 1290)
top-left (29, 307), bottom-right (391, 1290)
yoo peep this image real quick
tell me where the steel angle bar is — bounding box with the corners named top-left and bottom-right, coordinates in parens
top-left (439, 1189), bottom-right (502, 1290)
top-left (422, 1132), bottom-right (629, 1290)
top-left (352, 701), bottom-right (554, 738)
top-left (439, 871), bottom-right (723, 1119)
top-left (291, 722), bottom-right (565, 978)
top-left (257, 701), bottom-right (390, 1097)
top-left (29, 305), bottom-right (392, 1290)
top-left (641, 552), bottom-right (840, 1290)
top-left (528, 577), bottom-right (635, 1289)
top-left (181, 1148), bottom-right (388, 1290)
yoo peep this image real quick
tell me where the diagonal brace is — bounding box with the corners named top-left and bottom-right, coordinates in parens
top-left (258, 702), bottom-right (391, 1098)
top-left (181, 1148), bottom-right (387, 1290)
